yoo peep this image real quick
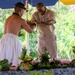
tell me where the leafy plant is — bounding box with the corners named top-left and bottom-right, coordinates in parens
top-left (26, 71), bottom-right (42, 75)
top-left (26, 70), bottom-right (54, 75)
top-left (40, 52), bottom-right (50, 63)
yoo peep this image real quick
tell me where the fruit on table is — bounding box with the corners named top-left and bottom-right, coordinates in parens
top-left (19, 49), bottom-right (26, 60)
top-left (19, 62), bottom-right (33, 71)
top-left (0, 65), bottom-right (2, 71)
top-left (9, 66), bottom-right (17, 71)
top-left (40, 52), bottom-right (50, 63)
top-left (0, 59), bottom-right (9, 71)
top-left (23, 55), bottom-right (33, 62)
top-left (71, 59), bottom-right (75, 67)
top-left (37, 52), bottom-right (51, 69)
top-left (38, 62), bottom-right (50, 69)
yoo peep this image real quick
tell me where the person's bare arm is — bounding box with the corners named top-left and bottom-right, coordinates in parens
top-left (21, 19), bottom-right (34, 33)
top-left (27, 20), bottom-right (36, 30)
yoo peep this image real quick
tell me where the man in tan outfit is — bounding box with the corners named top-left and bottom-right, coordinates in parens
top-left (31, 2), bottom-right (57, 60)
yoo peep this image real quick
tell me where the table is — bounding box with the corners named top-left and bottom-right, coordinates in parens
top-left (0, 68), bottom-right (75, 75)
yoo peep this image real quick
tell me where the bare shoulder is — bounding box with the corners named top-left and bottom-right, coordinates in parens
top-left (4, 15), bottom-right (12, 26)
top-left (19, 18), bottom-right (29, 28)
top-left (5, 15), bottom-right (12, 22)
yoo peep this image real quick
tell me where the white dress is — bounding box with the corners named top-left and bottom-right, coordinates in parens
top-left (0, 33), bottom-right (22, 66)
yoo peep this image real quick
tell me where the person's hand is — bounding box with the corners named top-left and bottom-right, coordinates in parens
top-left (27, 20), bottom-right (36, 27)
top-left (27, 20), bottom-right (31, 25)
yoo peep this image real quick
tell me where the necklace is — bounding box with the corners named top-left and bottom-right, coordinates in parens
top-left (13, 13), bottom-right (20, 16)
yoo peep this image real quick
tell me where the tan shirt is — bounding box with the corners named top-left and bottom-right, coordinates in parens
top-left (31, 8), bottom-right (56, 36)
